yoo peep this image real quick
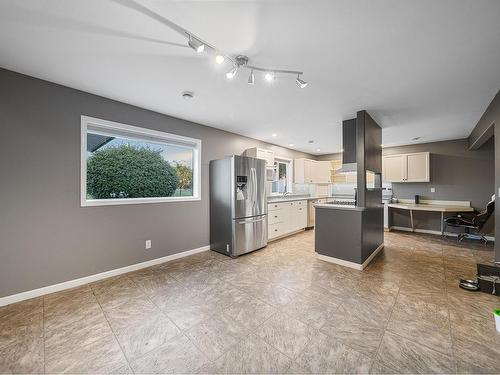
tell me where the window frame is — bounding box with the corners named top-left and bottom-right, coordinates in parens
top-left (80, 115), bottom-right (201, 207)
top-left (270, 156), bottom-right (293, 195)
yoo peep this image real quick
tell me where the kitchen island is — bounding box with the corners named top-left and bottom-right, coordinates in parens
top-left (314, 110), bottom-right (384, 270)
top-left (315, 203), bottom-right (383, 269)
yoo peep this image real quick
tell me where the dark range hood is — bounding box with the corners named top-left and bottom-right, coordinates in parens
top-left (336, 118), bottom-right (357, 174)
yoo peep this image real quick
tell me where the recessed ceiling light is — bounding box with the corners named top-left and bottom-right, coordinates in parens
top-left (215, 55), bottom-right (225, 64)
top-left (272, 133), bottom-right (277, 137)
top-left (289, 143), bottom-right (294, 147)
top-left (181, 91), bottom-right (194, 100)
top-left (316, 148), bottom-right (321, 152)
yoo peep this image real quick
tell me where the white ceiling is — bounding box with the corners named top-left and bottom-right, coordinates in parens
top-left (1, 0), bottom-right (499, 154)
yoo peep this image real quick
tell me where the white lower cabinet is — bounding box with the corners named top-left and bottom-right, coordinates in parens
top-left (268, 200), bottom-right (308, 240)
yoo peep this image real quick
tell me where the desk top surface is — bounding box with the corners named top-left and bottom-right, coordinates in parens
top-left (388, 203), bottom-right (474, 212)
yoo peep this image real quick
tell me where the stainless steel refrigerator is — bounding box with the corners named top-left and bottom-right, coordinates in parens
top-left (209, 155), bottom-right (268, 257)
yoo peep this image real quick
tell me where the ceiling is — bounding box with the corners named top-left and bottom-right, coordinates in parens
top-left (1, 0), bottom-right (499, 155)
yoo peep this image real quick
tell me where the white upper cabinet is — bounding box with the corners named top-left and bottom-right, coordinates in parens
top-left (316, 161), bottom-right (332, 184)
top-left (294, 158), bottom-right (314, 183)
top-left (383, 152), bottom-right (429, 182)
top-left (406, 153), bottom-right (430, 182)
top-left (383, 154), bottom-right (405, 182)
top-left (294, 158), bottom-right (331, 184)
top-left (244, 147), bottom-right (275, 167)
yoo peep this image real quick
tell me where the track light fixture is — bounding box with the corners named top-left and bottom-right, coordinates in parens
top-left (215, 55), bottom-right (225, 64)
top-left (111, 1), bottom-right (306, 88)
top-left (248, 70), bottom-right (255, 85)
top-left (296, 74), bottom-right (307, 88)
top-left (265, 72), bottom-right (275, 82)
top-left (187, 35), bottom-right (204, 53)
top-left (226, 65), bottom-right (238, 79)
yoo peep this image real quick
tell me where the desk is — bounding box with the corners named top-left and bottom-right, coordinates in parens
top-left (387, 203), bottom-right (474, 234)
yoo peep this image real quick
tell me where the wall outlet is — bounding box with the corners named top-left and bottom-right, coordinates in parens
top-left (430, 187), bottom-right (436, 193)
top-left (145, 240), bottom-right (152, 250)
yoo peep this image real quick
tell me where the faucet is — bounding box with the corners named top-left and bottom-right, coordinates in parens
top-left (282, 191), bottom-right (291, 198)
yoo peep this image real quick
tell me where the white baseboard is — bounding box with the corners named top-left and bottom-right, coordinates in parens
top-left (268, 228), bottom-right (306, 242)
top-left (390, 226), bottom-right (495, 242)
top-left (0, 245), bottom-right (210, 307)
top-left (316, 243), bottom-right (384, 270)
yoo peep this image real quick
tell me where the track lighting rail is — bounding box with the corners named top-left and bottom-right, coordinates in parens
top-left (113, 0), bottom-right (307, 87)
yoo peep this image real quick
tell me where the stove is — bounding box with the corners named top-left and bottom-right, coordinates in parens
top-left (331, 199), bottom-right (356, 206)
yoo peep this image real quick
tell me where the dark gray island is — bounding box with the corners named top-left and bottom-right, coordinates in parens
top-left (315, 111), bottom-right (384, 269)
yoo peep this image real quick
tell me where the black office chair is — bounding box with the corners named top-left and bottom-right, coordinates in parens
top-left (443, 197), bottom-right (494, 244)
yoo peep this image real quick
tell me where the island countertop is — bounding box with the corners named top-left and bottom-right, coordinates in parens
top-left (267, 196), bottom-right (335, 203)
top-left (314, 203), bottom-right (366, 211)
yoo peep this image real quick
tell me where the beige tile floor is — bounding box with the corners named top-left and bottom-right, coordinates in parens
top-left (0, 230), bottom-right (499, 374)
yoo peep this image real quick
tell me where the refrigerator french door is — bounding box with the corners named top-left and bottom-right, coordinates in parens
top-left (210, 155), bottom-right (268, 257)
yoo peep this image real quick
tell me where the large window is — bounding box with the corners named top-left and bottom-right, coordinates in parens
top-left (81, 116), bottom-right (201, 206)
top-left (271, 158), bottom-right (292, 194)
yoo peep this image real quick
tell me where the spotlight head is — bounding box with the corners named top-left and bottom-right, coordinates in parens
top-left (296, 75), bottom-right (307, 88)
top-left (226, 65), bottom-right (238, 79)
top-left (265, 72), bottom-right (274, 82)
top-left (188, 35), bottom-right (205, 53)
top-left (215, 55), bottom-right (225, 64)
top-left (248, 70), bottom-right (255, 85)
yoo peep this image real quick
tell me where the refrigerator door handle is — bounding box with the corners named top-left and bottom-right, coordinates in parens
top-left (238, 217), bottom-right (265, 224)
top-left (250, 167), bottom-right (257, 206)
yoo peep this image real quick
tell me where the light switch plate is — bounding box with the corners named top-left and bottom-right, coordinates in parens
top-left (430, 187), bottom-right (436, 193)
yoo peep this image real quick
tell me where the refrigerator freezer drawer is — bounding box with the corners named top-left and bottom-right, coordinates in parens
top-left (232, 215), bottom-right (268, 257)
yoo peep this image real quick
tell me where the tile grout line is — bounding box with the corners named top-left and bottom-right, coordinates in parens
top-left (368, 264), bottom-right (404, 373)
top-left (443, 242), bottom-right (459, 374)
top-left (125, 261), bottom-right (249, 369)
top-left (114, 274), bottom-right (189, 366)
top-left (132, 257), bottom-right (276, 372)
top-left (42, 296), bottom-right (46, 375)
top-left (91, 281), bottom-right (135, 374)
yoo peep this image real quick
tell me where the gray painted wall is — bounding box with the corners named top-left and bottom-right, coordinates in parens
top-left (386, 139), bottom-right (495, 234)
top-left (468, 90), bottom-right (500, 262)
top-left (0, 68), bottom-right (314, 298)
top-left (383, 139), bottom-right (494, 210)
top-left (317, 139), bottom-right (495, 235)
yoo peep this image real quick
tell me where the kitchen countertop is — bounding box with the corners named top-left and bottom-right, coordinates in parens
top-left (267, 196), bottom-right (335, 203)
top-left (314, 203), bottom-right (365, 211)
top-left (387, 202), bottom-right (474, 212)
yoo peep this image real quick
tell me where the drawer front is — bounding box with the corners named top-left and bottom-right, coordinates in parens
top-left (268, 202), bottom-right (284, 212)
top-left (288, 200), bottom-right (307, 207)
top-left (268, 222), bottom-right (285, 239)
top-left (268, 210), bottom-right (286, 225)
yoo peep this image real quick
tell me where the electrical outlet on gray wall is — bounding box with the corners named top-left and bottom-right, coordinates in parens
top-left (145, 240), bottom-right (152, 250)
top-left (430, 187), bottom-right (436, 193)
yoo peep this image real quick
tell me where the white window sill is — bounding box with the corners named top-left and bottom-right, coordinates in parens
top-left (81, 196), bottom-right (201, 207)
